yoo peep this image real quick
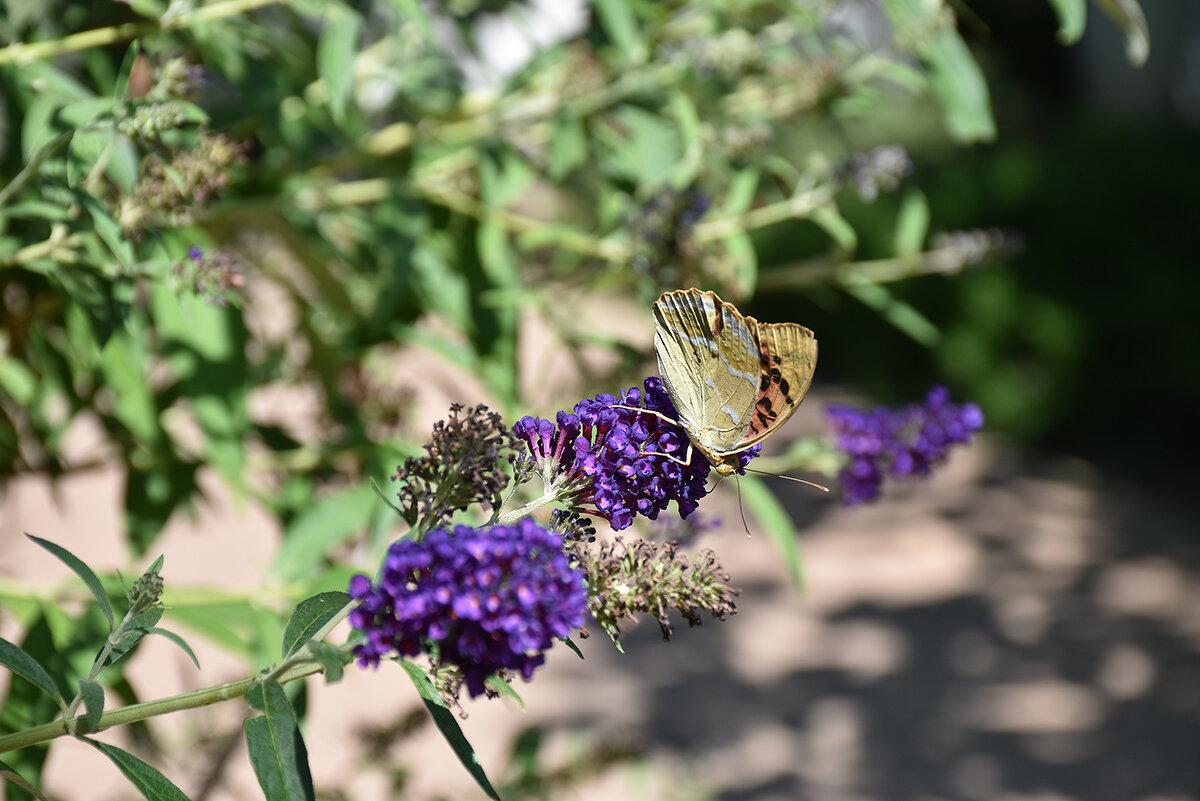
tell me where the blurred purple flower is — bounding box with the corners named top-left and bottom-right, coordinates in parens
top-left (514, 377), bottom-right (759, 531)
top-left (827, 385), bottom-right (984, 505)
top-left (349, 518), bottom-right (588, 697)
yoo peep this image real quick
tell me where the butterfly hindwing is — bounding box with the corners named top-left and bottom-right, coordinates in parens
top-left (739, 320), bottom-right (817, 447)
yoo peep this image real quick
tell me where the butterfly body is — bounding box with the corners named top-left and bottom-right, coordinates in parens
top-left (653, 288), bottom-right (817, 475)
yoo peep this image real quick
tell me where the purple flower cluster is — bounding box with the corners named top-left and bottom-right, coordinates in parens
top-left (827, 385), bottom-right (984, 505)
top-left (514, 377), bottom-right (759, 531)
top-left (348, 518), bottom-right (588, 697)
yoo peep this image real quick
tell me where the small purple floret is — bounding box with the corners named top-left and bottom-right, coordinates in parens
top-left (827, 385), bottom-right (983, 505)
top-left (349, 518), bottom-right (588, 697)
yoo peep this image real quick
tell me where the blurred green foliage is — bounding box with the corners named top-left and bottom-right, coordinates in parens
top-left (0, 0), bottom-right (1155, 563)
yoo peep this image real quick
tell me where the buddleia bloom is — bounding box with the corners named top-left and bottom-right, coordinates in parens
top-left (513, 377), bottom-right (759, 532)
top-left (348, 518), bottom-right (588, 698)
top-left (827, 385), bottom-right (984, 505)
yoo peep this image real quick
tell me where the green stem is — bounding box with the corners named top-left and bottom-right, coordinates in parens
top-left (0, 0), bottom-right (285, 66)
top-left (496, 489), bottom-right (561, 525)
top-left (0, 131), bottom-right (74, 209)
top-left (0, 660), bottom-right (323, 754)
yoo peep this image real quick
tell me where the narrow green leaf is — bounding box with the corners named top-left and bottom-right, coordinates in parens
top-left (0, 636), bottom-right (64, 706)
top-left (893, 188), bottom-right (930, 258)
top-left (843, 282), bottom-right (941, 346)
top-left (725, 232), bottom-right (758, 297)
top-left (306, 641), bottom-right (347, 684)
top-left (739, 476), bottom-right (805, 590)
top-left (724, 168), bottom-right (760, 217)
top-left (476, 222), bottom-right (520, 289)
top-left (281, 592), bottom-right (351, 659)
top-left (1095, 0), bottom-right (1149, 66)
top-left (25, 533), bottom-right (115, 630)
top-left (398, 659), bottom-right (502, 800)
top-left (369, 476), bottom-right (407, 518)
top-left (561, 637), bottom-right (585, 660)
top-left (270, 484), bottom-right (376, 582)
top-left (485, 675), bottom-right (525, 709)
top-left (317, 3), bottom-right (362, 122)
top-left (1046, 0), bottom-right (1087, 44)
top-left (810, 204), bottom-right (858, 252)
top-left (78, 679), bottom-right (105, 732)
top-left (67, 126), bottom-right (115, 188)
top-left (85, 739), bottom-right (194, 801)
top-left (880, 0), bottom-right (996, 143)
top-left (146, 627), bottom-right (201, 670)
top-left (112, 42), bottom-right (142, 103)
top-left (0, 760), bottom-right (51, 801)
top-left (593, 0), bottom-right (646, 64)
top-left (243, 680), bottom-right (315, 801)
top-left (79, 192), bottom-right (135, 267)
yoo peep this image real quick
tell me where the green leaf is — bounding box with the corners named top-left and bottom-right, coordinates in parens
top-left (843, 282), bottom-right (941, 346)
top-left (86, 739), bottom-right (194, 801)
top-left (485, 675), bottom-right (525, 709)
top-left (1046, 0), bottom-right (1087, 44)
top-left (810, 204), bottom-right (858, 252)
top-left (561, 636), bottom-right (585, 660)
top-left (0, 760), bottom-right (51, 801)
top-left (66, 127), bottom-right (114, 188)
top-left (0, 356), bottom-right (38, 406)
top-left (0, 636), bottom-right (64, 707)
top-left (399, 659), bottom-right (502, 800)
top-left (146, 627), bottom-right (201, 670)
top-left (725, 232), bottom-right (758, 297)
top-left (243, 680), bottom-right (316, 801)
top-left (739, 476), bottom-right (805, 590)
top-left (547, 115), bottom-right (588, 180)
top-left (477, 150), bottom-right (535, 210)
top-left (281, 592), bottom-right (351, 659)
top-left (476, 221), bottom-right (520, 289)
top-left (880, 0), bottom-right (995, 143)
top-left (317, 3), bottom-right (361, 123)
top-left (25, 534), bottom-right (115, 630)
top-left (78, 679), bottom-right (105, 732)
top-left (593, 0), bottom-right (646, 64)
top-left (893, 188), bottom-right (930, 258)
top-left (58, 96), bottom-right (114, 128)
top-left (599, 106), bottom-right (683, 190)
top-left (99, 332), bottom-right (159, 445)
top-left (1095, 0), bottom-right (1149, 66)
top-left (270, 484), bottom-right (376, 582)
top-left (78, 192), bottom-right (135, 267)
top-left (306, 641), bottom-right (347, 684)
top-left (724, 168), bottom-right (760, 217)
top-left (112, 42), bottom-right (142, 103)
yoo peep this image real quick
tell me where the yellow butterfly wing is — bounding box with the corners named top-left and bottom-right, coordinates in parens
top-left (652, 289), bottom-right (763, 456)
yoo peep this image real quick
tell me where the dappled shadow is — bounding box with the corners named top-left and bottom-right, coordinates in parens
top-left (552, 444), bottom-right (1200, 801)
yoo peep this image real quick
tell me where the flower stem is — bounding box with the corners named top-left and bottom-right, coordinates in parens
top-left (0, 660), bottom-right (323, 754)
top-left (497, 489), bottom-right (561, 525)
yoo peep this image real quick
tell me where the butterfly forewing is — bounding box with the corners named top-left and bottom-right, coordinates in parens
top-left (653, 289), bottom-right (762, 453)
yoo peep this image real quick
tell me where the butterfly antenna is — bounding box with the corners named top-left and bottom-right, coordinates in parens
top-left (744, 467), bottom-right (830, 493)
top-left (735, 474), bottom-right (752, 538)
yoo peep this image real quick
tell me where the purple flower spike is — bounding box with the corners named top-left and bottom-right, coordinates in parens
top-left (514, 377), bottom-right (761, 531)
top-left (349, 519), bottom-right (588, 697)
top-left (827, 385), bottom-right (983, 505)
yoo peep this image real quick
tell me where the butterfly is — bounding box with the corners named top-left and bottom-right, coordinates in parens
top-left (652, 287), bottom-right (817, 476)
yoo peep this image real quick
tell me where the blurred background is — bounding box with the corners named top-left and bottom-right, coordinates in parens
top-left (1, 0), bottom-right (1198, 799)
